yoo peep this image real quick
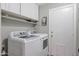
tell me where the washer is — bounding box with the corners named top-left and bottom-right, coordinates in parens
top-left (8, 31), bottom-right (48, 56)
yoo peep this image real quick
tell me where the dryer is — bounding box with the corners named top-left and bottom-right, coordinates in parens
top-left (32, 33), bottom-right (48, 56)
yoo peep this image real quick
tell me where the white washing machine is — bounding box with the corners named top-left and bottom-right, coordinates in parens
top-left (8, 31), bottom-right (48, 56)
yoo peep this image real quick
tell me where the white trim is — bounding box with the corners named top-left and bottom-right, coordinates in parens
top-left (0, 4), bottom-right (1, 56)
top-left (48, 9), bottom-right (52, 55)
top-left (73, 4), bottom-right (77, 56)
top-left (76, 4), bottom-right (79, 56)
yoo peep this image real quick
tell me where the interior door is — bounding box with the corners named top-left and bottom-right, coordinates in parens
top-left (49, 5), bottom-right (75, 56)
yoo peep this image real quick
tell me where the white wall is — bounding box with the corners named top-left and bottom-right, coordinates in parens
top-left (1, 18), bottom-right (35, 42)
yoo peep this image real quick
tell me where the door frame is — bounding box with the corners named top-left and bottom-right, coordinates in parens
top-left (48, 4), bottom-right (77, 56)
top-left (0, 4), bottom-right (1, 56)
